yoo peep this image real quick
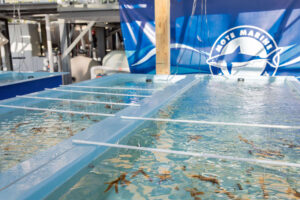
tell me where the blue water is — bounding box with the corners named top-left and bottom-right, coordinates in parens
top-left (0, 110), bottom-right (104, 172)
top-left (164, 78), bottom-right (300, 126)
top-left (0, 73), bottom-right (31, 84)
top-left (0, 72), bottom-right (56, 86)
top-left (46, 77), bottom-right (300, 200)
top-left (0, 76), bottom-right (167, 172)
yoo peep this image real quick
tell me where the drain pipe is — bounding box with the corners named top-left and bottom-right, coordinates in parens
top-left (45, 14), bottom-right (54, 72)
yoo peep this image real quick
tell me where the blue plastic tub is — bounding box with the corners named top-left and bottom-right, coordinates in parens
top-left (0, 72), bottom-right (67, 100)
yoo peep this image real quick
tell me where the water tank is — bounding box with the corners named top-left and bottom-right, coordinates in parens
top-left (90, 50), bottom-right (130, 79)
top-left (71, 55), bottom-right (98, 83)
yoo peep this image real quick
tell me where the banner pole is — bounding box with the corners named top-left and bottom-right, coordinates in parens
top-left (155, 0), bottom-right (171, 75)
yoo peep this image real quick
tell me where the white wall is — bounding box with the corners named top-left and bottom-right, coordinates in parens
top-left (9, 23), bottom-right (45, 71)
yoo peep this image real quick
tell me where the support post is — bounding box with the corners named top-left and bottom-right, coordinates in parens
top-left (59, 19), bottom-right (72, 84)
top-left (45, 15), bottom-right (54, 72)
top-left (40, 23), bottom-right (47, 56)
top-left (69, 24), bottom-right (77, 57)
top-left (88, 27), bottom-right (93, 57)
top-left (0, 47), bottom-right (2, 70)
top-left (95, 27), bottom-right (106, 63)
top-left (155, 0), bottom-right (170, 75)
top-left (2, 19), bottom-right (13, 71)
top-left (80, 26), bottom-right (86, 51)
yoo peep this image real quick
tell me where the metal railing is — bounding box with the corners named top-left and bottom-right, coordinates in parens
top-left (1, 0), bottom-right (56, 3)
top-left (0, 0), bottom-right (118, 5)
top-left (60, 0), bottom-right (119, 5)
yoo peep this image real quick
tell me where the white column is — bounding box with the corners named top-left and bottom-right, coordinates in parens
top-left (45, 14), bottom-right (54, 72)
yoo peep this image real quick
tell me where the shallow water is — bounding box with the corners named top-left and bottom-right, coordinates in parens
top-left (0, 73), bottom-right (42, 85)
top-left (46, 119), bottom-right (300, 200)
top-left (0, 110), bottom-right (104, 172)
top-left (0, 78), bottom-right (167, 172)
top-left (46, 77), bottom-right (300, 200)
top-left (162, 78), bottom-right (300, 126)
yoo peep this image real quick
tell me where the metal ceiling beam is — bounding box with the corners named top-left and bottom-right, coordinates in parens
top-left (58, 10), bottom-right (120, 23)
top-left (0, 3), bottom-right (120, 23)
top-left (0, 3), bottom-right (57, 11)
top-left (0, 3), bottom-right (58, 17)
top-left (57, 4), bottom-right (119, 12)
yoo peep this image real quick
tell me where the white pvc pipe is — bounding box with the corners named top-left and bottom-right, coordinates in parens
top-left (47, 88), bottom-right (150, 98)
top-left (80, 26), bottom-right (86, 51)
top-left (73, 140), bottom-right (300, 168)
top-left (0, 104), bottom-right (115, 117)
top-left (45, 14), bottom-right (54, 72)
top-left (17, 95), bottom-right (140, 107)
top-left (120, 116), bottom-right (300, 130)
top-left (63, 85), bottom-right (161, 91)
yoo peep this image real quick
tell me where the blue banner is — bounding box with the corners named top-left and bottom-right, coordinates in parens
top-left (119, 0), bottom-right (300, 77)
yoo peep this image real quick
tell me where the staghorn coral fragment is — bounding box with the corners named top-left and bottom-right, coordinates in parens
top-left (185, 187), bottom-right (204, 197)
top-left (104, 173), bottom-right (131, 194)
top-left (259, 177), bottom-right (269, 199)
top-left (191, 174), bottom-right (220, 185)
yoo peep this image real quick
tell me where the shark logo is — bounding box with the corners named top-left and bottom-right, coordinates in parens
top-left (207, 25), bottom-right (282, 76)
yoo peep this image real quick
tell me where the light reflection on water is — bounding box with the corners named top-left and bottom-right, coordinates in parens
top-left (47, 119), bottom-right (300, 200)
top-left (0, 79), bottom-right (167, 172)
top-left (47, 78), bottom-right (300, 200)
top-left (0, 74), bottom-right (34, 85)
top-left (0, 110), bottom-right (105, 172)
